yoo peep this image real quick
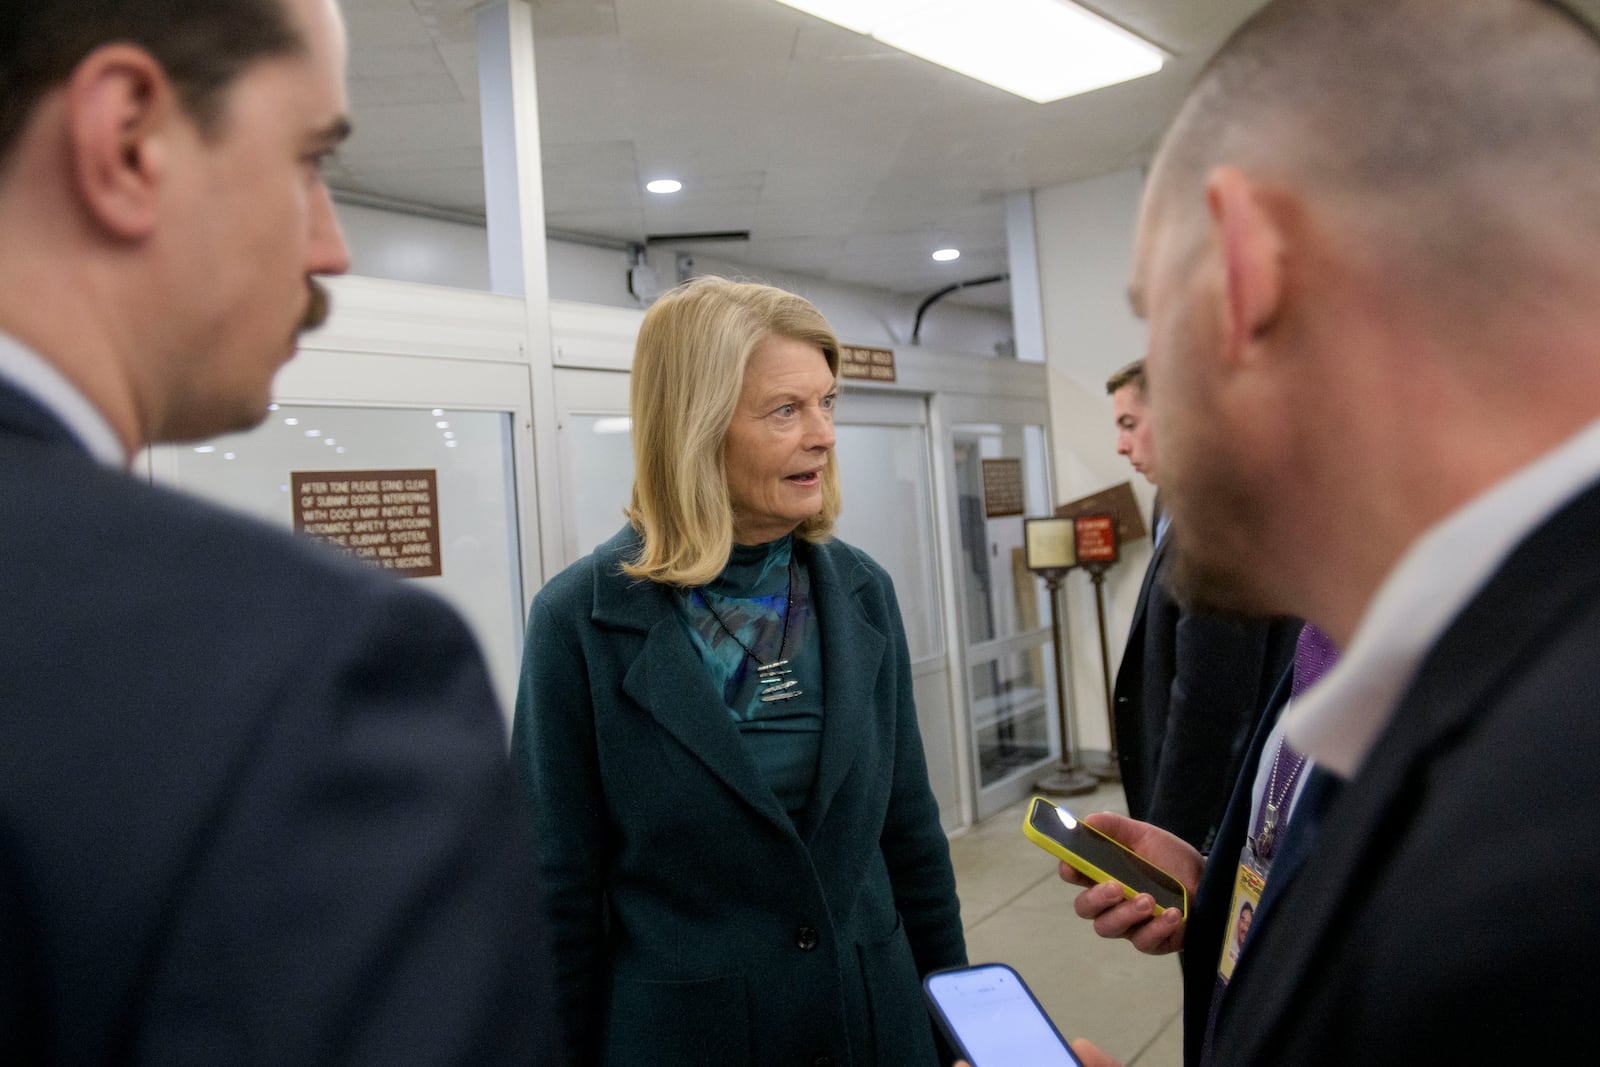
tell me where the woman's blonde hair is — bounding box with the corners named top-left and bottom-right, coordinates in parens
top-left (623, 276), bottom-right (842, 587)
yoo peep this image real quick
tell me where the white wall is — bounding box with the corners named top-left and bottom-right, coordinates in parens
top-left (333, 199), bottom-right (1013, 360)
top-left (336, 201), bottom-right (493, 291)
top-left (1031, 167), bottom-right (1154, 754)
top-left (337, 199), bottom-right (640, 307)
top-left (676, 251), bottom-right (1014, 359)
top-left (548, 241), bottom-right (637, 306)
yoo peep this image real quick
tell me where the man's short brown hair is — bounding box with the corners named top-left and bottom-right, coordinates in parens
top-left (1106, 359), bottom-right (1147, 397)
top-left (0, 0), bottom-right (304, 169)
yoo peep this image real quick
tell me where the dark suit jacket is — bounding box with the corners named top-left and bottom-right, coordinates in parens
top-left (1178, 667), bottom-right (1298, 1065)
top-left (1113, 533), bottom-right (1299, 850)
top-left (1204, 479), bottom-right (1600, 1065)
top-left (0, 382), bottom-right (556, 1064)
top-left (512, 525), bottom-right (966, 1066)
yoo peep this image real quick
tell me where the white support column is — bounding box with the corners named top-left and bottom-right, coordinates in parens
top-left (478, 1), bottom-right (564, 588)
top-left (1031, 167), bottom-right (1151, 755)
top-left (1005, 190), bottom-right (1048, 365)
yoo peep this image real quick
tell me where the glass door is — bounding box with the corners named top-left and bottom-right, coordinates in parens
top-left (833, 392), bottom-right (960, 832)
top-left (550, 372), bottom-right (964, 831)
top-left (145, 351), bottom-right (538, 726)
top-left (938, 399), bottom-right (1059, 820)
top-left (552, 367), bottom-right (634, 564)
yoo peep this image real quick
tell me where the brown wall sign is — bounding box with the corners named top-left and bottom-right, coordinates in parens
top-left (839, 344), bottom-right (897, 383)
top-left (1056, 481), bottom-right (1148, 545)
top-left (292, 469), bottom-right (443, 579)
top-left (981, 457), bottom-right (1026, 518)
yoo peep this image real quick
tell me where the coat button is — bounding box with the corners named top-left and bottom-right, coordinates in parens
top-left (796, 925), bottom-right (819, 951)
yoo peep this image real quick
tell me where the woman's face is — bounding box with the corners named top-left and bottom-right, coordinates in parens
top-left (724, 334), bottom-right (837, 544)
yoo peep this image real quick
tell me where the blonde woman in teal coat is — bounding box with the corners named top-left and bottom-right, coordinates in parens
top-left (512, 277), bottom-right (966, 1065)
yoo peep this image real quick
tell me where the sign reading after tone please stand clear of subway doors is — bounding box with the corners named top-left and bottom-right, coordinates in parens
top-left (291, 469), bottom-right (443, 578)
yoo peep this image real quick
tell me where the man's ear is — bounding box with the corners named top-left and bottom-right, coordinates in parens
top-left (63, 45), bottom-right (178, 240)
top-left (1205, 166), bottom-right (1285, 360)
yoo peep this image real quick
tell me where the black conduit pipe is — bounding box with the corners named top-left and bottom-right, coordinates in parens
top-left (910, 272), bottom-right (1010, 345)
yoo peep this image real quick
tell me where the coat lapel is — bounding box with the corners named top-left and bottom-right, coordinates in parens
top-left (803, 540), bottom-right (886, 843)
top-left (591, 529), bottom-right (796, 838)
top-left (1127, 532), bottom-right (1169, 640)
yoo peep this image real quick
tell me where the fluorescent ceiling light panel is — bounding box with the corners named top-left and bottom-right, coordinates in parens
top-left (772, 0), bottom-right (1163, 103)
top-left (771, 0), bottom-right (928, 35)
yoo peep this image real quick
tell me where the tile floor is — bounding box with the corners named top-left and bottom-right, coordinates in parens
top-left (946, 781), bottom-right (1183, 1067)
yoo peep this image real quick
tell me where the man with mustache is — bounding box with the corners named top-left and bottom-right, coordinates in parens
top-left (1067, 0), bottom-right (1600, 1063)
top-left (0, 1), bottom-right (553, 1060)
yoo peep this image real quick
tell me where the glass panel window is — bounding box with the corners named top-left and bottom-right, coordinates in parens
top-left (562, 414), bottom-right (636, 558)
top-left (834, 423), bottom-right (942, 661)
top-left (970, 642), bottom-right (1056, 788)
top-left (163, 403), bottom-right (524, 715)
top-left (952, 423), bottom-right (1052, 645)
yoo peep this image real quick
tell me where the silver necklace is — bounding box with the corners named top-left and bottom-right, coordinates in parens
top-left (1254, 739), bottom-right (1307, 860)
top-left (697, 555), bottom-right (801, 703)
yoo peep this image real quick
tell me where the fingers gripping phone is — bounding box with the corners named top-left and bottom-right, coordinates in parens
top-left (1023, 795), bottom-right (1188, 917)
top-left (924, 962), bottom-right (1084, 1067)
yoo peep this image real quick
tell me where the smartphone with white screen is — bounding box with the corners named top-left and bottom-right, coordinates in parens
top-left (924, 962), bottom-right (1083, 1067)
top-left (1023, 795), bottom-right (1188, 917)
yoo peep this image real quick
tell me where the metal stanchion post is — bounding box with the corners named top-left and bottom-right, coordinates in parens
top-left (1033, 571), bottom-right (1098, 797)
top-left (1082, 566), bottom-right (1122, 782)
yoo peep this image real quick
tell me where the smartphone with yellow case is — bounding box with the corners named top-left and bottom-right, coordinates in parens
top-left (1023, 795), bottom-right (1188, 917)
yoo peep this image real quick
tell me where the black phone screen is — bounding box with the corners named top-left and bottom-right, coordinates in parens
top-left (1028, 798), bottom-right (1186, 913)
top-left (925, 963), bottom-right (1082, 1067)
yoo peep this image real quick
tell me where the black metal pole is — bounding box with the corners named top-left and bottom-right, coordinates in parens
top-left (1085, 568), bottom-right (1122, 782)
top-left (1034, 571), bottom-right (1098, 797)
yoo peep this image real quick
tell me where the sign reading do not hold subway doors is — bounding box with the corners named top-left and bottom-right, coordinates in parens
top-left (292, 468), bottom-right (443, 578)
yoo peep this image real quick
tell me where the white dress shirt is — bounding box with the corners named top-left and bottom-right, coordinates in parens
top-left (0, 332), bottom-right (125, 468)
top-left (1284, 417), bottom-right (1600, 778)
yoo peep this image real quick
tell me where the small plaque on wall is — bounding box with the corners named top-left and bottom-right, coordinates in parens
top-left (839, 344), bottom-right (897, 382)
top-left (981, 458), bottom-right (1026, 518)
top-left (292, 468), bottom-right (443, 578)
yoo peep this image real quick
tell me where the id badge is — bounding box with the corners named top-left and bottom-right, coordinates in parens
top-left (1217, 859), bottom-right (1266, 983)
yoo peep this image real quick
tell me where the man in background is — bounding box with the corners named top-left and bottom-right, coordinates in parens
top-left (0, 0), bottom-right (552, 1060)
top-left (1074, 0), bottom-right (1600, 1062)
top-left (1105, 359), bottom-right (1297, 851)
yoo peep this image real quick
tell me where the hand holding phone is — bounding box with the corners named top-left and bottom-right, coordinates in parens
top-left (1022, 796), bottom-right (1188, 917)
top-left (925, 963), bottom-right (1084, 1067)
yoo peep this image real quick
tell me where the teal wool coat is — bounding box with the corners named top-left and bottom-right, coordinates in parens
top-left (512, 526), bottom-right (966, 1066)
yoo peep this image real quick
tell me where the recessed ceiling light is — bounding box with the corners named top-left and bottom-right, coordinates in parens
top-left (646, 179), bottom-right (683, 194)
top-left (932, 248), bottom-right (961, 262)
top-left (772, 0), bottom-right (1164, 103)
